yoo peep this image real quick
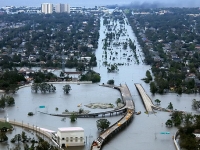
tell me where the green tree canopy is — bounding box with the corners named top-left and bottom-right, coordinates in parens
top-left (79, 70), bottom-right (101, 83)
top-left (96, 119), bottom-right (110, 131)
top-left (150, 81), bottom-right (157, 94)
top-left (167, 102), bottom-right (173, 110)
top-left (154, 99), bottom-right (161, 105)
top-left (0, 132), bottom-right (8, 142)
top-left (107, 79), bottom-right (114, 85)
top-left (70, 113), bottom-right (77, 122)
top-left (165, 119), bottom-right (173, 127)
top-left (63, 84), bottom-right (71, 94)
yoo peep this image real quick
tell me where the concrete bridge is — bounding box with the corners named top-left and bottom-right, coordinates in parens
top-left (38, 84), bottom-right (135, 150)
top-left (90, 84), bottom-right (135, 150)
top-left (135, 83), bottom-right (161, 113)
top-left (2, 84), bottom-right (134, 150)
top-left (48, 109), bottom-right (126, 118)
top-left (46, 84), bottom-right (133, 118)
top-left (37, 84), bottom-right (134, 150)
top-left (0, 118), bottom-right (56, 145)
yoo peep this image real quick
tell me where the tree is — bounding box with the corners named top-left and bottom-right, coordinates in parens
top-left (116, 98), bottom-right (122, 105)
top-left (184, 113), bottom-right (193, 127)
top-left (70, 113), bottom-right (77, 122)
top-left (107, 79), bottom-right (114, 85)
top-left (79, 70), bottom-right (101, 83)
top-left (107, 64), bottom-right (119, 72)
top-left (0, 70), bottom-right (26, 93)
top-left (28, 112), bottom-right (34, 116)
top-left (165, 119), bottom-right (173, 127)
top-left (0, 94), bottom-right (15, 106)
top-left (171, 111), bottom-right (182, 126)
top-left (32, 137), bottom-right (59, 150)
top-left (24, 143), bottom-right (30, 150)
top-left (150, 81), bottom-right (157, 94)
top-left (63, 84), bottom-right (71, 94)
top-left (0, 132), bottom-right (8, 142)
top-left (60, 71), bottom-right (65, 78)
top-left (12, 145), bottom-right (21, 150)
top-left (0, 98), bottom-right (5, 109)
top-left (31, 83), bottom-right (40, 93)
top-left (167, 102), bottom-right (173, 110)
top-left (96, 119), bottom-right (110, 131)
top-left (36, 138), bottom-right (51, 150)
top-left (192, 99), bottom-right (199, 110)
top-left (31, 83), bottom-right (56, 93)
top-left (145, 70), bottom-right (152, 82)
top-left (6, 96), bottom-right (15, 106)
top-left (154, 99), bottom-right (161, 105)
top-left (40, 82), bottom-right (48, 93)
top-left (79, 108), bottom-right (84, 114)
top-left (179, 131), bottom-right (198, 150)
top-left (14, 134), bottom-right (22, 145)
top-left (194, 115), bottom-right (200, 128)
top-left (7, 84), bottom-right (19, 94)
top-left (47, 84), bottom-right (56, 93)
top-left (21, 131), bottom-right (27, 142)
top-left (76, 63), bottom-right (85, 71)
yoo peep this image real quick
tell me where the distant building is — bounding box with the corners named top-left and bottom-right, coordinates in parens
top-left (41, 3), bottom-right (53, 14)
top-left (80, 57), bottom-right (91, 62)
top-left (55, 3), bottom-right (70, 13)
top-left (18, 67), bottom-right (35, 74)
top-left (56, 127), bottom-right (85, 147)
top-left (70, 7), bottom-right (83, 13)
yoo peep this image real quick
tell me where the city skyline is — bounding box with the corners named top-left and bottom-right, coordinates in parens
top-left (1, 0), bottom-right (200, 8)
top-left (41, 3), bottom-right (70, 14)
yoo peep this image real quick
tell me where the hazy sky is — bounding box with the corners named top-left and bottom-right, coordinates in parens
top-left (1, 0), bottom-right (200, 8)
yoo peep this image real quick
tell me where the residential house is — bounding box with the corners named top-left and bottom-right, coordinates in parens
top-left (195, 44), bottom-right (200, 50)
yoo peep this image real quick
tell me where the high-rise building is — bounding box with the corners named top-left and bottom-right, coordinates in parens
top-left (41, 3), bottom-right (53, 14)
top-left (64, 4), bottom-right (70, 13)
top-left (55, 3), bottom-right (70, 13)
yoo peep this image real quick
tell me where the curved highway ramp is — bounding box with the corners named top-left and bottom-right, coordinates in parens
top-left (90, 84), bottom-right (135, 150)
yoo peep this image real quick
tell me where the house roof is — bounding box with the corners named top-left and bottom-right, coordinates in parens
top-left (58, 127), bottom-right (84, 132)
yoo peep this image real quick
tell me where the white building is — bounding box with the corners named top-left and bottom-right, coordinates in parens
top-left (64, 4), bottom-right (70, 13)
top-left (55, 3), bottom-right (70, 13)
top-left (70, 7), bottom-right (83, 13)
top-left (57, 127), bottom-right (85, 147)
top-left (80, 57), bottom-right (91, 62)
top-left (41, 3), bottom-right (53, 14)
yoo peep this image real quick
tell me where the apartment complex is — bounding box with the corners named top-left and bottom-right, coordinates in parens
top-left (41, 3), bottom-right (70, 14)
top-left (55, 3), bottom-right (70, 13)
top-left (41, 3), bottom-right (53, 14)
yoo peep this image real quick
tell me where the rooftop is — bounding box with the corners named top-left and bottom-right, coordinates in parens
top-left (58, 127), bottom-right (84, 132)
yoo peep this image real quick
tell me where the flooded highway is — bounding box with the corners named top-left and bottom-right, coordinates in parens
top-left (0, 10), bottom-right (199, 150)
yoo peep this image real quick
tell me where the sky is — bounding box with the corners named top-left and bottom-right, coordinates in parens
top-left (1, 0), bottom-right (200, 8)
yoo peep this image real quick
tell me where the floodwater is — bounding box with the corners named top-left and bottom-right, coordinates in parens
top-left (0, 12), bottom-right (200, 150)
